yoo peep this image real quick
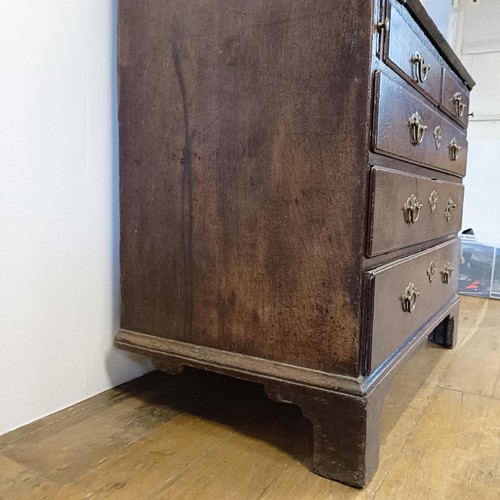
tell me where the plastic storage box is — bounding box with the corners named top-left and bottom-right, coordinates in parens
top-left (459, 234), bottom-right (500, 299)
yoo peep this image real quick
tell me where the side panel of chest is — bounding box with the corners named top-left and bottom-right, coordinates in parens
top-left (118, 0), bottom-right (374, 374)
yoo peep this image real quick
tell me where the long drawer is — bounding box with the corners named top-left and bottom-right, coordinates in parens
top-left (367, 166), bottom-right (463, 256)
top-left (373, 71), bottom-right (467, 177)
top-left (384, 0), bottom-right (442, 105)
top-left (366, 239), bottom-right (459, 371)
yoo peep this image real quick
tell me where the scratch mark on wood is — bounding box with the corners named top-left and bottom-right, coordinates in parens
top-left (226, 9), bottom-right (248, 17)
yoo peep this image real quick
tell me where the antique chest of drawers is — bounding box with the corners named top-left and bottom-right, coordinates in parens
top-left (115, 0), bottom-right (474, 487)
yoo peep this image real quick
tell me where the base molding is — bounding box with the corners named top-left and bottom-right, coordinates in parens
top-left (115, 296), bottom-right (460, 487)
top-left (115, 329), bottom-right (364, 396)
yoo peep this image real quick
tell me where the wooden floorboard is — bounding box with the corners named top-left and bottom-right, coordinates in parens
top-left (1, 296), bottom-right (499, 499)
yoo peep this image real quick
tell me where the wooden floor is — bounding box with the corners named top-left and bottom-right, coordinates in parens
top-left (1, 296), bottom-right (499, 499)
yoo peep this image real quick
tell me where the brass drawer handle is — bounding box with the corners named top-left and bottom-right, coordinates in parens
top-left (403, 194), bottom-right (423, 224)
top-left (441, 262), bottom-right (454, 284)
top-left (444, 198), bottom-right (457, 222)
top-left (427, 261), bottom-right (436, 283)
top-left (402, 282), bottom-right (420, 313)
top-left (452, 93), bottom-right (467, 118)
top-left (408, 112), bottom-right (427, 145)
top-left (428, 190), bottom-right (439, 213)
top-left (377, 17), bottom-right (390, 32)
top-left (412, 51), bottom-right (431, 83)
top-left (448, 138), bottom-right (462, 161)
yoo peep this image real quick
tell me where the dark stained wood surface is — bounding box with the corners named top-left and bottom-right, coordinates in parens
top-left (265, 380), bottom-right (390, 488)
top-left (119, 0), bottom-right (375, 376)
top-left (367, 239), bottom-right (459, 370)
top-left (373, 71), bottom-right (468, 177)
top-left (441, 68), bottom-right (470, 129)
top-left (384, 1), bottom-right (443, 105)
top-left (367, 166), bottom-right (463, 256)
top-left (116, 329), bottom-right (366, 395)
top-left (403, 0), bottom-right (475, 88)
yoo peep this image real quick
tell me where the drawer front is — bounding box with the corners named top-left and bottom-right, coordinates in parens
top-left (367, 239), bottom-right (459, 371)
top-left (367, 167), bottom-right (464, 256)
top-left (374, 71), bottom-right (467, 177)
top-left (384, 1), bottom-right (442, 104)
top-left (441, 68), bottom-right (470, 128)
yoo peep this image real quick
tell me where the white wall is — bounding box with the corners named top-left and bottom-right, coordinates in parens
top-left (0, 0), bottom-right (151, 436)
top-left (457, 0), bottom-right (500, 241)
top-left (421, 0), bottom-right (454, 43)
top-left (462, 140), bottom-right (500, 238)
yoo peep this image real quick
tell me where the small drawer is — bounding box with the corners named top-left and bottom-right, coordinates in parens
top-left (366, 239), bottom-right (459, 371)
top-left (367, 167), bottom-right (463, 257)
top-left (373, 71), bottom-right (468, 177)
top-left (441, 68), bottom-right (470, 128)
top-left (384, 0), bottom-right (442, 105)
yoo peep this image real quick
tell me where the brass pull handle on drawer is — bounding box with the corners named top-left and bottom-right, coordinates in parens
top-left (441, 262), bottom-right (454, 284)
top-left (444, 198), bottom-right (457, 222)
top-left (412, 51), bottom-right (431, 83)
top-left (408, 112), bottom-right (427, 145)
top-left (448, 138), bottom-right (462, 161)
top-left (403, 194), bottom-right (423, 224)
top-left (377, 17), bottom-right (390, 32)
top-left (402, 282), bottom-right (420, 313)
top-left (452, 93), bottom-right (467, 118)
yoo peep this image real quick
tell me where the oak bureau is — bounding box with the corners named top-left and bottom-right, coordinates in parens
top-left (115, 0), bottom-right (474, 487)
